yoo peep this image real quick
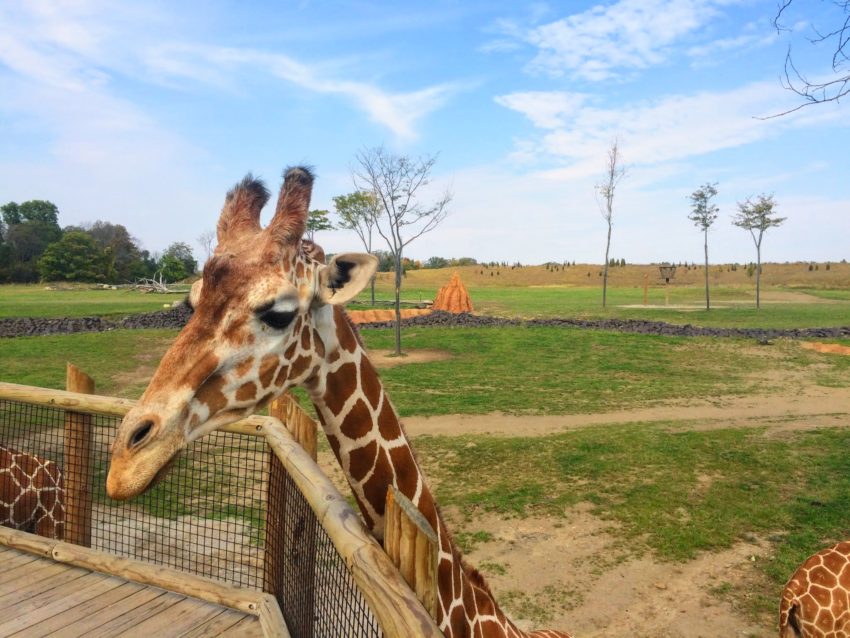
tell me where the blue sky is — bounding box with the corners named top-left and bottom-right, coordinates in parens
top-left (1, 0), bottom-right (848, 265)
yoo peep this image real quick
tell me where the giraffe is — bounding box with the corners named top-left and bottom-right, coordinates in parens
top-left (0, 444), bottom-right (65, 539)
top-left (106, 167), bottom-right (572, 638)
top-left (780, 540), bottom-right (850, 637)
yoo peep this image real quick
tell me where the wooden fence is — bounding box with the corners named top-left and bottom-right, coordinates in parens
top-left (0, 373), bottom-right (442, 638)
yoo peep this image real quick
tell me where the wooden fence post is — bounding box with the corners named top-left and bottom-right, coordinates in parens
top-left (384, 486), bottom-right (439, 619)
top-left (265, 392), bottom-right (319, 637)
top-left (63, 363), bottom-right (94, 547)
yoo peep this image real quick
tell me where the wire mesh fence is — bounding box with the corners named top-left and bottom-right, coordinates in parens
top-left (0, 396), bottom-right (382, 637)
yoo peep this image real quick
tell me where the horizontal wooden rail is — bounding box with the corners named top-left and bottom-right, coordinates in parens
top-left (0, 382), bottom-right (261, 436)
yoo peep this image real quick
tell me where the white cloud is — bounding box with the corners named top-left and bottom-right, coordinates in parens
top-left (491, 0), bottom-right (742, 81)
top-left (496, 81), bottom-right (846, 180)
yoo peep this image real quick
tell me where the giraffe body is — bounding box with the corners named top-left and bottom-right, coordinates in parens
top-left (106, 167), bottom-right (572, 638)
top-left (780, 541), bottom-right (850, 638)
top-left (0, 444), bottom-right (65, 539)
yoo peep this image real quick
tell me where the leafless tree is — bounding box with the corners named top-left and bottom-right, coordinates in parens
top-left (769, 0), bottom-right (850, 116)
top-left (197, 230), bottom-right (215, 263)
top-left (352, 146), bottom-right (452, 355)
top-left (334, 190), bottom-right (381, 304)
top-left (732, 194), bottom-right (786, 309)
top-left (688, 182), bottom-right (719, 311)
top-left (595, 139), bottom-right (626, 308)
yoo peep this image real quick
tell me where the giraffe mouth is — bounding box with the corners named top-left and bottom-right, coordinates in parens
top-left (139, 451), bottom-right (180, 495)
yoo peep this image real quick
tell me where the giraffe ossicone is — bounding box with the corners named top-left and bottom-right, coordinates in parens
top-left (106, 166), bottom-right (572, 638)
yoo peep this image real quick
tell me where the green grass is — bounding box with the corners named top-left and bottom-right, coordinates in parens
top-left (0, 329), bottom-right (177, 397)
top-left (357, 284), bottom-right (850, 329)
top-left (414, 424), bottom-right (850, 619)
top-left (361, 326), bottom-right (767, 416)
top-left (0, 284), bottom-right (183, 318)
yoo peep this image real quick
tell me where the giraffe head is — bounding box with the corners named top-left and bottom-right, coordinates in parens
top-left (106, 167), bottom-right (377, 500)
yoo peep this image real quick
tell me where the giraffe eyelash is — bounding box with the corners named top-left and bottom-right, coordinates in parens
top-left (258, 309), bottom-right (297, 330)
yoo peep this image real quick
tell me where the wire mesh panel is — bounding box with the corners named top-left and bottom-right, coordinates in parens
top-left (0, 397), bottom-right (384, 637)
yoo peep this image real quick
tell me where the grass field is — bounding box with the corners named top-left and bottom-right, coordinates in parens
top-left (3, 271), bottom-right (850, 630)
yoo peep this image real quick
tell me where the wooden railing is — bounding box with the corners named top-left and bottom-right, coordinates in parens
top-left (0, 379), bottom-right (442, 638)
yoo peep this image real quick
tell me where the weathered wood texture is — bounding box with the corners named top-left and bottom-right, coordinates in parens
top-left (0, 545), bottom-right (265, 637)
top-left (270, 392), bottom-right (317, 461)
top-left (63, 362), bottom-right (95, 547)
top-left (385, 486), bottom-right (439, 619)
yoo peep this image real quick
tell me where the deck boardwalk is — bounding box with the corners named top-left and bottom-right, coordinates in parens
top-left (0, 547), bottom-right (263, 637)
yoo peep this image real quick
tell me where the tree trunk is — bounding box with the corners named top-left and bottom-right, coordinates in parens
top-left (393, 252), bottom-right (403, 355)
top-left (704, 229), bottom-right (710, 311)
top-left (755, 246), bottom-right (761, 310)
top-left (602, 221), bottom-right (612, 307)
top-left (370, 276), bottom-right (376, 305)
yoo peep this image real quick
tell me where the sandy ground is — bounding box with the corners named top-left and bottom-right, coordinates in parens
top-left (312, 347), bottom-right (850, 638)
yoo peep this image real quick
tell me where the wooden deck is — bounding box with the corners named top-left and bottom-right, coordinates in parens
top-left (0, 546), bottom-right (263, 637)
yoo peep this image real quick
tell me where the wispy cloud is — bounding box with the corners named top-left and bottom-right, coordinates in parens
top-left (143, 44), bottom-right (458, 142)
top-left (686, 24), bottom-right (777, 63)
top-left (496, 81), bottom-right (846, 179)
top-left (488, 0), bottom-right (744, 81)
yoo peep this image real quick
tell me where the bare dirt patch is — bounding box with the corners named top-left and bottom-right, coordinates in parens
top-left (368, 348), bottom-right (453, 367)
top-left (446, 504), bottom-right (768, 637)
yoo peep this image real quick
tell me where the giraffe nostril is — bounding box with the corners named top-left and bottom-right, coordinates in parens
top-left (129, 420), bottom-right (155, 449)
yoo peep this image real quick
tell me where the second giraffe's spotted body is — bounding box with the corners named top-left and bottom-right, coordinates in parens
top-left (0, 444), bottom-right (65, 539)
top-left (780, 541), bottom-right (850, 638)
top-left (107, 167), bottom-right (572, 638)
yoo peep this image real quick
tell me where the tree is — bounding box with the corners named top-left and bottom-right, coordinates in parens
top-left (37, 231), bottom-right (108, 282)
top-left (197, 230), bottom-right (215, 263)
top-left (0, 200), bottom-right (62, 282)
top-left (1, 202), bottom-right (22, 226)
top-left (158, 242), bottom-right (196, 282)
top-left (352, 146), bottom-right (451, 355)
top-left (732, 194), bottom-right (786, 309)
top-left (424, 256), bottom-right (449, 269)
top-left (82, 221), bottom-right (146, 282)
top-left (595, 139), bottom-right (626, 308)
top-left (19, 200), bottom-right (59, 225)
top-left (771, 1), bottom-right (850, 115)
top-left (305, 209), bottom-right (334, 241)
top-left (688, 182), bottom-right (719, 311)
top-left (334, 190), bottom-right (380, 303)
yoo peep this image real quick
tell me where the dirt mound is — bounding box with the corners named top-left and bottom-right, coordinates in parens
top-left (801, 341), bottom-right (850, 355)
top-left (433, 272), bottom-right (473, 313)
top-left (346, 308), bottom-right (432, 323)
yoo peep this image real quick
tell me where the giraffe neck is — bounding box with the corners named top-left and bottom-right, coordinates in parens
top-left (302, 308), bottom-right (569, 638)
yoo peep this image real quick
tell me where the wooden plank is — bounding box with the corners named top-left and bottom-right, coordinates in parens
top-left (178, 609), bottom-right (248, 637)
top-left (12, 581), bottom-right (144, 637)
top-left (42, 586), bottom-right (168, 637)
top-left (85, 591), bottom-right (186, 637)
top-left (0, 563), bottom-right (89, 609)
top-left (112, 597), bottom-right (227, 637)
top-left (0, 572), bottom-right (123, 635)
top-left (0, 557), bottom-right (77, 593)
top-left (0, 548), bottom-right (43, 571)
top-left (225, 615), bottom-right (265, 638)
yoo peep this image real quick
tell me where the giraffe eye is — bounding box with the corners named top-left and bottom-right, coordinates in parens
top-left (259, 310), bottom-right (297, 330)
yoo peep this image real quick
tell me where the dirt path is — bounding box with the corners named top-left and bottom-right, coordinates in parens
top-left (401, 383), bottom-right (850, 438)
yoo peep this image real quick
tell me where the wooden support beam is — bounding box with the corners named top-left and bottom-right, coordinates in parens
top-left (270, 392), bottom-right (317, 461)
top-left (63, 363), bottom-right (95, 546)
top-left (385, 486), bottom-right (439, 619)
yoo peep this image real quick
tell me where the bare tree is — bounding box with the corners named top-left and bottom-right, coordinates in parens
top-left (732, 194), bottom-right (786, 309)
top-left (334, 190), bottom-right (380, 304)
top-left (595, 139), bottom-right (626, 308)
top-left (197, 230), bottom-right (215, 263)
top-left (352, 146), bottom-right (451, 356)
top-left (688, 182), bottom-right (719, 311)
top-left (769, 1), bottom-right (850, 116)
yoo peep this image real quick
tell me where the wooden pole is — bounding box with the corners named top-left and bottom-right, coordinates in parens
top-left (384, 487), bottom-right (439, 619)
top-left (265, 393), bottom-right (318, 638)
top-left (643, 272), bottom-right (649, 305)
top-left (63, 363), bottom-right (94, 547)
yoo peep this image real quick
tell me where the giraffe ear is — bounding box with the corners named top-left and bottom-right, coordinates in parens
top-left (317, 253), bottom-right (378, 306)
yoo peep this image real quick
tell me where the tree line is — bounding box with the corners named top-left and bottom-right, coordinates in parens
top-left (0, 201), bottom-right (197, 284)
